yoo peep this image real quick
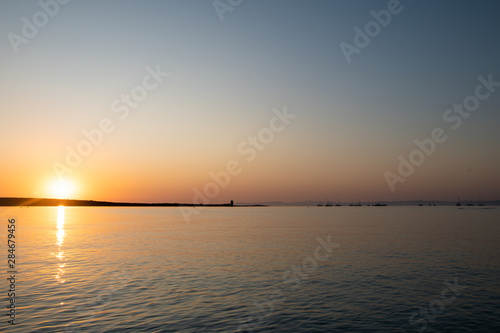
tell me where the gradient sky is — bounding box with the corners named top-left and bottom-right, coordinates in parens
top-left (1, 0), bottom-right (499, 203)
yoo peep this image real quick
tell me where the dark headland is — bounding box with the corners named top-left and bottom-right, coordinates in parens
top-left (0, 197), bottom-right (266, 207)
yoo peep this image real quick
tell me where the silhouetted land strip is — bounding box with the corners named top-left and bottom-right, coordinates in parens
top-left (0, 197), bottom-right (265, 207)
top-left (1, 197), bottom-right (497, 207)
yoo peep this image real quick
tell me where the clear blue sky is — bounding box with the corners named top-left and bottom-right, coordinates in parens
top-left (1, 0), bottom-right (499, 202)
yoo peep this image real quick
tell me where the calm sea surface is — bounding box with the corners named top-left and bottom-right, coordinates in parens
top-left (1, 206), bottom-right (499, 332)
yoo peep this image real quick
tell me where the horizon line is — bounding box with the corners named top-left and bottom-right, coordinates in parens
top-left (0, 197), bottom-right (499, 207)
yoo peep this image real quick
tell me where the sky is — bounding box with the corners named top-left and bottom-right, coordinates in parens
top-left (1, 0), bottom-right (499, 203)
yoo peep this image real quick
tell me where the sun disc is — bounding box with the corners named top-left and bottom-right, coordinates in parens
top-left (50, 179), bottom-right (75, 199)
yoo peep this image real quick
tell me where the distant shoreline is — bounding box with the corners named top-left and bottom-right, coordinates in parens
top-left (0, 197), bottom-right (266, 207)
top-left (0, 197), bottom-right (498, 207)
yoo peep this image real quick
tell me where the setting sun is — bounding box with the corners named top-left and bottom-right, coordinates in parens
top-left (49, 179), bottom-right (76, 199)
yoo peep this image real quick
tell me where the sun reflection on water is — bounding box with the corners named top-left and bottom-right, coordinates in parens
top-left (55, 206), bottom-right (66, 283)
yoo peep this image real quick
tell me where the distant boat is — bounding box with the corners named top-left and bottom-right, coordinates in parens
top-left (317, 201), bottom-right (323, 207)
top-left (325, 198), bottom-right (332, 207)
top-left (456, 197), bottom-right (462, 206)
top-left (335, 204), bottom-right (342, 206)
top-left (373, 203), bottom-right (387, 207)
top-left (418, 200), bottom-right (423, 206)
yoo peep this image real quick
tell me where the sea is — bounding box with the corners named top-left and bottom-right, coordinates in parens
top-left (1, 206), bottom-right (499, 332)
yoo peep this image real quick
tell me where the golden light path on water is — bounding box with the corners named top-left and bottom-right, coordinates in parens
top-left (55, 206), bottom-right (66, 284)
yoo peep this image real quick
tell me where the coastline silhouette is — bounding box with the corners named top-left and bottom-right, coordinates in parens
top-left (0, 197), bottom-right (259, 207)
